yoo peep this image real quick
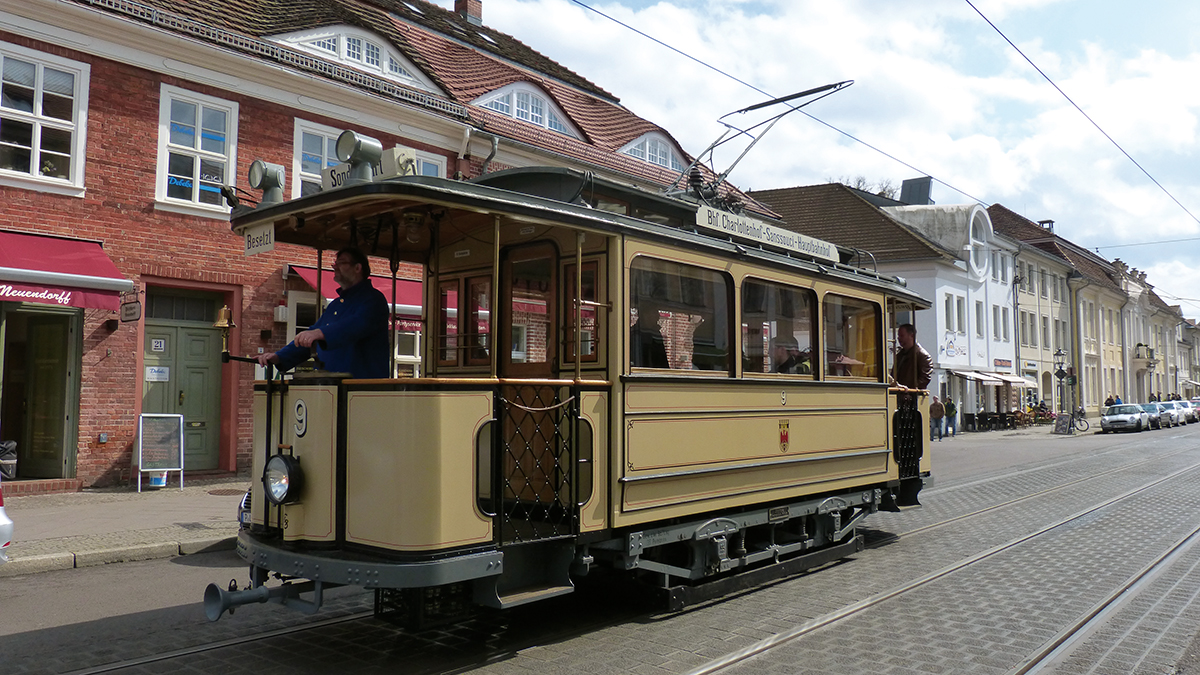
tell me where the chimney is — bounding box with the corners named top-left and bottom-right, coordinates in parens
top-left (1037, 219), bottom-right (1054, 232)
top-left (455, 0), bottom-right (482, 26)
top-left (899, 176), bottom-right (934, 205)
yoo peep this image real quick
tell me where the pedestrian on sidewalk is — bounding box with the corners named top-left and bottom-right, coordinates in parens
top-left (929, 395), bottom-right (945, 442)
top-left (944, 397), bottom-right (957, 437)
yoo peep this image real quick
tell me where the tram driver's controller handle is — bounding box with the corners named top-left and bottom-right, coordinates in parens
top-left (312, 340), bottom-right (328, 371)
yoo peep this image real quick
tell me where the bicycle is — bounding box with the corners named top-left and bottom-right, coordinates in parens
top-left (1072, 407), bottom-right (1090, 432)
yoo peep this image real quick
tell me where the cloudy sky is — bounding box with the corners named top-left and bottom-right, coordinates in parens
top-left (433, 0), bottom-right (1200, 318)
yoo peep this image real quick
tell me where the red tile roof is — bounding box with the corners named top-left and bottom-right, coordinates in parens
top-left (750, 183), bottom-right (958, 263)
top-left (65, 0), bottom-right (774, 214)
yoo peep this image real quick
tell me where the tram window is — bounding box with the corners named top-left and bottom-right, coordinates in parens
top-left (823, 295), bottom-right (881, 379)
top-left (438, 280), bottom-right (459, 366)
top-left (564, 261), bottom-right (599, 363)
top-left (467, 276), bottom-right (491, 365)
top-left (741, 279), bottom-right (815, 376)
top-left (629, 257), bottom-right (730, 372)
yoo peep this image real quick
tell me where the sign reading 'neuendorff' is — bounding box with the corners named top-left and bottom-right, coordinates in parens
top-left (695, 206), bottom-right (838, 264)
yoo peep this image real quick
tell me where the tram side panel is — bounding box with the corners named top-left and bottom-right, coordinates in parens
top-left (615, 381), bottom-right (895, 527)
top-left (343, 388), bottom-right (494, 551)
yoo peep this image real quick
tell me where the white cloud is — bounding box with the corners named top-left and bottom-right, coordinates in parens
top-left (432, 0), bottom-right (1200, 317)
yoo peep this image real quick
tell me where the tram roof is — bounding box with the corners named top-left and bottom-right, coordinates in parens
top-left (230, 174), bottom-right (929, 307)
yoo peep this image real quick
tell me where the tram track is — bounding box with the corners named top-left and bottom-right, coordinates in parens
top-left (683, 458), bottom-right (1200, 675)
top-left (874, 444), bottom-right (1195, 544)
top-left (60, 437), bottom-right (1200, 675)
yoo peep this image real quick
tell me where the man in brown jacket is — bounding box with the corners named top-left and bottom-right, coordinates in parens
top-left (892, 323), bottom-right (932, 390)
top-left (929, 395), bottom-right (945, 441)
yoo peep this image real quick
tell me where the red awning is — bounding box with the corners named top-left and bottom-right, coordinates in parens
top-left (0, 231), bottom-right (134, 311)
top-left (289, 265), bottom-right (422, 317)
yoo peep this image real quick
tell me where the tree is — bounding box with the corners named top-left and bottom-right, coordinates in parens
top-left (829, 175), bottom-right (898, 200)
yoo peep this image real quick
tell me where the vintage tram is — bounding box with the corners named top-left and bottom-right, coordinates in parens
top-left (205, 134), bottom-right (932, 624)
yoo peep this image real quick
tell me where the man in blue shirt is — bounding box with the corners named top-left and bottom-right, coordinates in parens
top-left (257, 247), bottom-right (390, 378)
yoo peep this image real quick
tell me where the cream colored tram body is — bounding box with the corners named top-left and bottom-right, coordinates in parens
top-left (209, 162), bottom-right (931, 624)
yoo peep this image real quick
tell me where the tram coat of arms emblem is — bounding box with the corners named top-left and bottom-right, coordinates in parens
top-left (779, 420), bottom-right (789, 452)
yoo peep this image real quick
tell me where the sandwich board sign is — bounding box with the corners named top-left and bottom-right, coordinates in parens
top-left (137, 413), bottom-right (184, 492)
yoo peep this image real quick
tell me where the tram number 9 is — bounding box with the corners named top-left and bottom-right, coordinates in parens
top-left (294, 399), bottom-right (308, 438)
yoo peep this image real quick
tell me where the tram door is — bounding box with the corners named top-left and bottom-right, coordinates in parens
top-left (497, 242), bottom-right (574, 542)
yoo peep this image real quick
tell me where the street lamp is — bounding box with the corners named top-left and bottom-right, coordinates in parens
top-left (1053, 348), bottom-right (1067, 415)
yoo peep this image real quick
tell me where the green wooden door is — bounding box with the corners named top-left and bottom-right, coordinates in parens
top-left (143, 324), bottom-right (221, 470)
top-left (23, 315), bottom-right (72, 477)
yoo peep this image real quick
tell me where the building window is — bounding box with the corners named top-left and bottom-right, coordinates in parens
top-left (156, 84), bottom-right (237, 214)
top-left (1020, 311), bottom-right (1028, 346)
top-left (1042, 315), bottom-right (1050, 348)
top-left (294, 121), bottom-right (340, 197)
top-left (620, 133), bottom-right (686, 171)
top-left (976, 301), bottom-right (984, 338)
top-left (1002, 308), bottom-right (1010, 341)
top-left (293, 119), bottom-right (446, 197)
top-left (991, 252), bottom-right (999, 280)
top-left (0, 43), bottom-right (89, 193)
top-left (275, 28), bottom-right (429, 90)
top-left (1040, 269), bottom-right (1049, 298)
top-left (475, 83), bottom-right (577, 138)
top-left (945, 294), bottom-right (954, 333)
top-left (1030, 313), bottom-right (1038, 347)
top-left (1001, 255), bottom-right (1008, 283)
top-left (956, 297), bottom-right (966, 334)
top-left (993, 305), bottom-right (1000, 339)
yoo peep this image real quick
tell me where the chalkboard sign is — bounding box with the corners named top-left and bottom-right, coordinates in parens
top-left (138, 414), bottom-right (184, 471)
top-left (1053, 413), bottom-right (1072, 435)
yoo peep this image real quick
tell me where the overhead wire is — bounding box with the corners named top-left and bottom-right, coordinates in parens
top-left (566, 0), bottom-right (986, 204)
top-left (566, 0), bottom-right (1200, 302)
top-left (965, 0), bottom-right (1200, 227)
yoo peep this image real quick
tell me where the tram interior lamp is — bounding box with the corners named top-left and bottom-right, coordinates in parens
top-left (248, 160), bottom-right (285, 206)
top-left (336, 130), bottom-right (383, 183)
top-left (214, 304), bottom-right (236, 362)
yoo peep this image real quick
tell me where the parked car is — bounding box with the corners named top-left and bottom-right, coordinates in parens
top-left (1161, 401), bottom-right (1186, 426)
top-left (1139, 403), bottom-right (1165, 430)
top-left (1176, 400), bottom-right (1198, 423)
top-left (1100, 404), bottom-right (1150, 433)
top-left (1158, 402), bottom-right (1179, 427)
top-left (0, 476), bottom-right (12, 564)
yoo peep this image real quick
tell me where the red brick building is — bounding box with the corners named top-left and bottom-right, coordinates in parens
top-left (0, 0), bottom-right (767, 492)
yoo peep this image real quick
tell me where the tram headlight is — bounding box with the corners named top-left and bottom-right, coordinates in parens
top-left (263, 454), bottom-right (303, 505)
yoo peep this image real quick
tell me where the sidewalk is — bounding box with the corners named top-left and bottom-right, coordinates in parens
top-left (0, 474), bottom-right (249, 578)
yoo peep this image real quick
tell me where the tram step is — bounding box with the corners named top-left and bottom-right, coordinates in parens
top-left (495, 584), bottom-right (574, 608)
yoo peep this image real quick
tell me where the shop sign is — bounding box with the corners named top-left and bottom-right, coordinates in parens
top-left (145, 366), bottom-right (170, 382)
top-left (1023, 360), bottom-right (1038, 370)
top-left (120, 300), bottom-right (142, 322)
top-left (994, 358), bottom-right (1012, 368)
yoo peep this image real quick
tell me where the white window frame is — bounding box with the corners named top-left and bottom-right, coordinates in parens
top-left (1002, 308), bottom-right (1010, 341)
top-left (993, 305), bottom-right (1000, 340)
top-left (976, 301), bottom-right (984, 338)
top-left (473, 82), bottom-right (579, 138)
top-left (155, 84), bottom-right (237, 218)
top-left (272, 27), bottom-right (437, 92)
top-left (292, 119), bottom-right (340, 199)
top-left (944, 294), bottom-right (954, 333)
top-left (956, 297), bottom-right (966, 335)
top-left (619, 132), bottom-right (686, 171)
top-left (292, 119), bottom-right (448, 198)
top-left (0, 41), bottom-right (90, 197)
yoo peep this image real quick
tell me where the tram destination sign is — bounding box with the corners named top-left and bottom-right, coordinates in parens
top-left (695, 206), bottom-right (838, 264)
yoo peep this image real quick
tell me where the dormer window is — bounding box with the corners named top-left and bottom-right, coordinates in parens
top-left (473, 83), bottom-right (578, 138)
top-left (271, 27), bottom-right (437, 93)
top-left (620, 133), bottom-right (685, 171)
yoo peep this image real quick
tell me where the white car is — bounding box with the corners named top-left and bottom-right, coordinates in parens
top-left (0, 476), bottom-right (12, 564)
top-left (1161, 401), bottom-right (1187, 426)
top-left (1100, 404), bottom-right (1150, 433)
top-left (1176, 400), bottom-right (1198, 423)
